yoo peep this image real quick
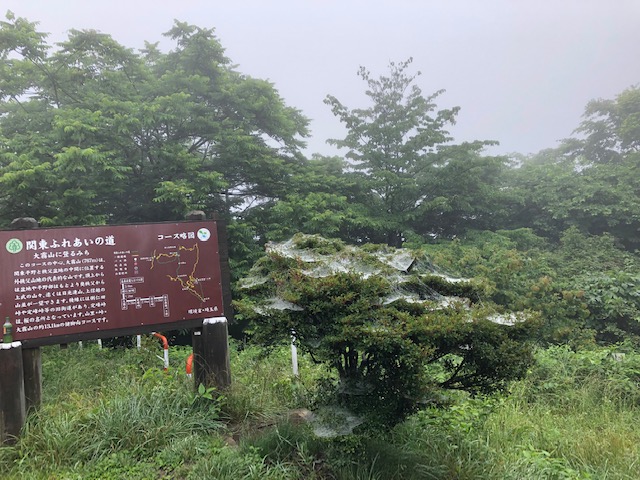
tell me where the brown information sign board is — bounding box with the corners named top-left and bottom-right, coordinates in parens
top-left (0, 221), bottom-right (224, 345)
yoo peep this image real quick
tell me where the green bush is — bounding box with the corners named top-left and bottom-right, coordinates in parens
top-left (237, 235), bottom-right (535, 424)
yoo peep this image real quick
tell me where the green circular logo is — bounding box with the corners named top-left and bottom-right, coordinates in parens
top-left (6, 238), bottom-right (23, 254)
top-left (197, 228), bottom-right (211, 241)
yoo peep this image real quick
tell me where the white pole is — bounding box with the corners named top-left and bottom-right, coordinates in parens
top-left (291, 333), bottom-right (299, 377)
top-left (137, 335), bottom-right (141, 350)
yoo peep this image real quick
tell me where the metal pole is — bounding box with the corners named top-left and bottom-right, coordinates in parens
top-left (291, 333), bottom-right (299, 377)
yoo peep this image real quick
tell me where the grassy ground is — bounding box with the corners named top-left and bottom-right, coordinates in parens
top-left (1, 339), bottom-right (639, 479)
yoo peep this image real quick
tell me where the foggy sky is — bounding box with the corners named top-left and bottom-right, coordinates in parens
top-left (4, 0), bottom-right (640, 158)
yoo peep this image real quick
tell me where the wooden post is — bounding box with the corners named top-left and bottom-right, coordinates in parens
top-left (191, 319), bottom-right (231, 389)
top-left (212, 212), bottom-right (234, 330)
top-left (10, 217), bottom-right (42, 413)
top-left (0, 342), bottom-right (26, 444)
top-left (188, 211), bottom-right (232, 390)
top-left (202, 317), bottom-right (231, 388)
top-left (21, 348), bottom-right (41, 412)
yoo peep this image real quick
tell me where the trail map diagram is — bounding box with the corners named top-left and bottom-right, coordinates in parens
top-left (119, 243), bottom-right (211, 317)
top-left (120, 277), bottom-right (170, 316)
top-left (151, 244), bottom-right (206, 302)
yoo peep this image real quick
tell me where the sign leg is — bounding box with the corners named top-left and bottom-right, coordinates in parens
top-left (0, 343), bottom-right (26, 444)
top-left (22, 348), bottom-right (42, 412)
top-left (192, 318), bottom-right (231, 390)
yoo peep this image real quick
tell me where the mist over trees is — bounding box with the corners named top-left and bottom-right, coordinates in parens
top-left (1, 13), bottom-right (640, 417)
top-left (1, 13), bottom-right (637, 252)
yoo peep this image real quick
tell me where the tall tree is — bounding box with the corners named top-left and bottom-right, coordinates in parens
top-left (567, 85), bottom-right (640, 165)
top-left (0, 13), bottom-right (309, 226)
top-left (503, 86), bottom-right (640, 249)
top-left (325, 58), bottom-right (505, 246)
top-left (243, 154), bottom-right (380, 244)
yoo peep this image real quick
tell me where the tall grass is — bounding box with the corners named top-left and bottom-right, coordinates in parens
top-left (388, 345), bottom-right (640, 479)
top-left (0, 341), bottom-right (326, 479)
top-left (2, 342), bottom-right (640, 478)
top-left (222, 341), bottom-right (325, 427)
top-left (0, 342), bottom-right (222, 478)
top-left (480, 346), bottom-right (640, 479)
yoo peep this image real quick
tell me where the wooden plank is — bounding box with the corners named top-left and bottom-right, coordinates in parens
top-left (19, 318), bottom-right (204, 348)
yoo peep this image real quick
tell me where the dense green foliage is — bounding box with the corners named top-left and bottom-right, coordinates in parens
top-left (424, 228), bottom-right (640, 344)
top-left (0, 13), bottom-right (308, 226)
top-left (323, 58), bottom-right (510, 246)
top-left (2, 343), bottom-right (640, 479)
top-left (1, 14), bottom-right (638, 255)
top-left (504, 86), bottom-right (640, 250)
top-left (235, 234), bottom-right (535, 422)
top-left (1, 12), bottom-right (638, 263)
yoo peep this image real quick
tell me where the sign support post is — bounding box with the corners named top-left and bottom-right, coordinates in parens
top-left (10, 218), bottom-right (43, 413)
top-left (201, 317), bottom-right (231, 388)
top-left (0, 341), bottom-right (26, 444)
top-left (189, 211), bottom-right (232, 390)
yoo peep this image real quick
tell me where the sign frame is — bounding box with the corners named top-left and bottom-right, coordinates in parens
top-left (0, 220), bottom-right (232, 348)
